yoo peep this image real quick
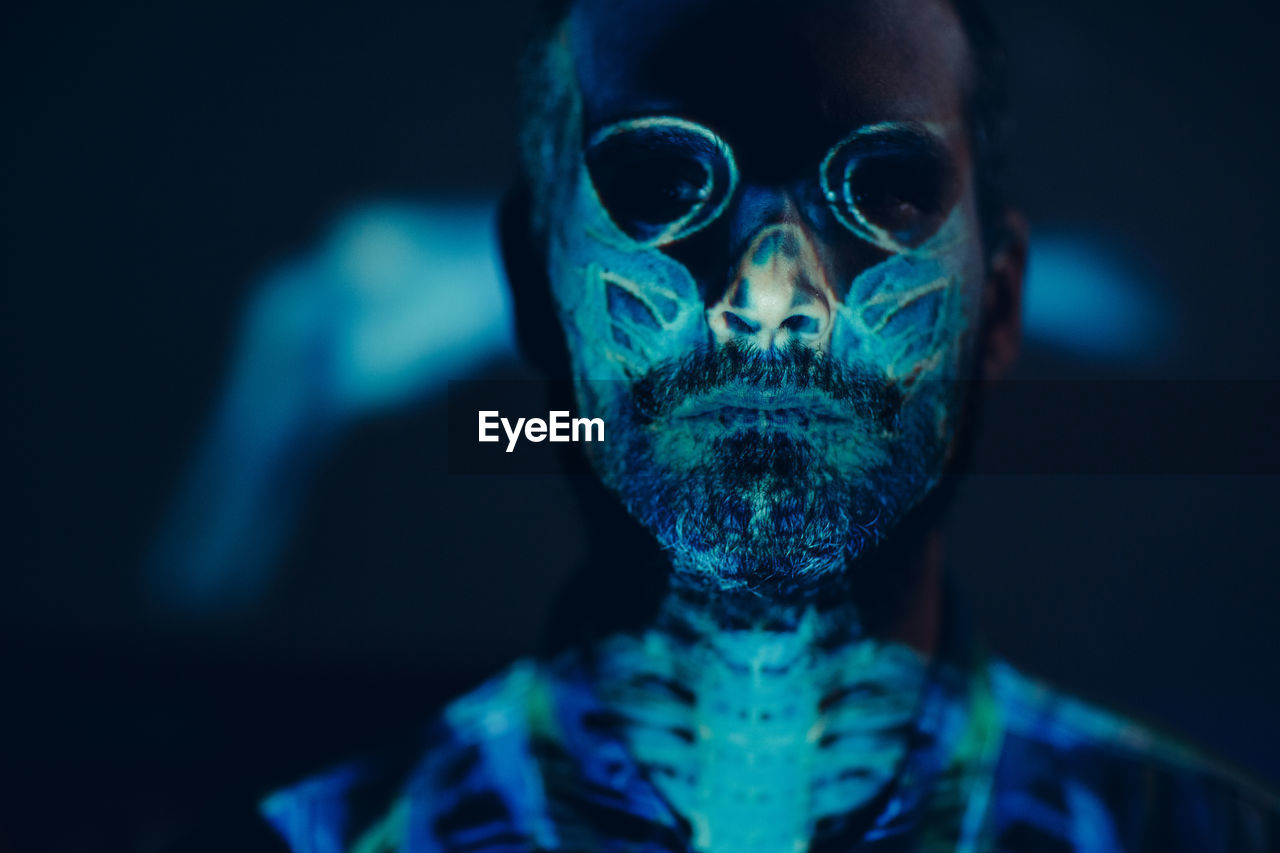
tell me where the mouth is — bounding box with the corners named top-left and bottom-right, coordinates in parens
top-left (667, 385), bottom-right (862, 429)
top-left (628, 342), bottom-right (903, 430)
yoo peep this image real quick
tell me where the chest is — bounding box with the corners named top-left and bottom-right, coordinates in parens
top-left (598, 648), bottom-right (923, 853)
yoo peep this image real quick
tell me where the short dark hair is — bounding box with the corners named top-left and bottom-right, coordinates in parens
top-left (948, 0), bottom-right (1013, 253)
top-left (517, 0), bottom-right (1013, 255)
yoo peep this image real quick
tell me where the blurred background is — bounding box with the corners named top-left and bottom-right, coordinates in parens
top-left (3, 0), bottom-right (1280, 849)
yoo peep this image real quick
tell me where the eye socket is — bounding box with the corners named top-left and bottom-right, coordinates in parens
top-left (586, 117), bottom-right (738, 247)
top-left (820, 123), bottom-right (959, 253)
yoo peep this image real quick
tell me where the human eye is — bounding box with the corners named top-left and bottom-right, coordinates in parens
top-left (820, 123), bottom-right (960, 253)
top-left (585, 116), bottom-right (738, 247)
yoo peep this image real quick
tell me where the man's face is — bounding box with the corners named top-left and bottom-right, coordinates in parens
top-left (536, 0), bottom-right (990, 592)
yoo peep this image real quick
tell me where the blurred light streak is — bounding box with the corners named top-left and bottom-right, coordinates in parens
top-left (1023, 231), bottom-right (1172, 362)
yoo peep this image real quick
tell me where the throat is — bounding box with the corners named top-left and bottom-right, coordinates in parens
top-left (592, 571), bottom-right (936, 853)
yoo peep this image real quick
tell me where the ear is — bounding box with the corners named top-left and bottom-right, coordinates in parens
top-left (979, 208), bottom-right (1028, 381)
top-left (498, 184), bottom-right (573, 379)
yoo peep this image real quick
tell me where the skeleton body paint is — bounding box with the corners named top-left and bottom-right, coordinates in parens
top-left (591, 600), bottom-right (930, 853)
top-left (514, 3), bottom-right (994, 840)
top-left (258, 2), bottom-right (1280, 850)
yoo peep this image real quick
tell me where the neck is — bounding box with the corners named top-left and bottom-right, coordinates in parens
top-left (590, 532), bottom-right (944, 853)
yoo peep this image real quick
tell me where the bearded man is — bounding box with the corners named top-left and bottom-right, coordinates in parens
top-left (252, 0), bottom-right (1280, 850)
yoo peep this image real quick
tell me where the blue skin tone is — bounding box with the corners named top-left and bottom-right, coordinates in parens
top-left (520, 0), bottom-right (1027, 848)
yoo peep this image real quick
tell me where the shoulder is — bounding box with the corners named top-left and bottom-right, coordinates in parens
top-left (259, 659), bottom-right (552, 853)
top-left (983, 660), bottom-right (1280, 852)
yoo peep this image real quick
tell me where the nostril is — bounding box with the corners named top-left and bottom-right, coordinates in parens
top-left (723, 312), bottom-right (761, 335)
top-left (781, 315), bottom-right (821, 336)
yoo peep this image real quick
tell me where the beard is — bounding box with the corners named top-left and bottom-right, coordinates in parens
top-left (581, 342), bottom-right (953, 596)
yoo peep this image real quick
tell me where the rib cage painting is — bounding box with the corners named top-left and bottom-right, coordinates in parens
top-left (5, 0), bottom-right (1280, 851)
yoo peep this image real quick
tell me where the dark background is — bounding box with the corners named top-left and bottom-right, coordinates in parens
top-left (4, 1), bottom-right (1280, 850)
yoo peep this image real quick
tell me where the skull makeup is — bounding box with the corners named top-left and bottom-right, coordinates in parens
top-left (524, 0), bottom-right (993, 592)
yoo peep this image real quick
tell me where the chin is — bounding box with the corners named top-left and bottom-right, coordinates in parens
top-left (600, 422), bottom-right (936, 595)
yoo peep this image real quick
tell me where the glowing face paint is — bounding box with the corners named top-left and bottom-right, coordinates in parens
top-left (529, 23), bottom-right (985, 588)
top-left (535, 36), bottom-right (983, 589)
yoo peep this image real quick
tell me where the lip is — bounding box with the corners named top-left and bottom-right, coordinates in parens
top-left (668, 385), bottom-right (855, 422)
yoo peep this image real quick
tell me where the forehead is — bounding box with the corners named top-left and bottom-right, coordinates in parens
top-left (570, 0), bottom-right (973, 170)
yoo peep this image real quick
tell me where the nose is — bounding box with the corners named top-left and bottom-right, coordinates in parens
top-left (707, 223), bottom-right (834, 351)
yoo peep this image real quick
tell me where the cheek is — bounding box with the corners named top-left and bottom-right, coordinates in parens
top-left (547, 165), bottom-right (708, 384)
top-left (827, 207), bottom-right (984, 383)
